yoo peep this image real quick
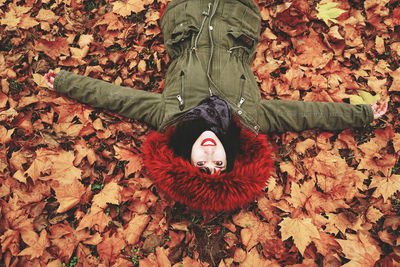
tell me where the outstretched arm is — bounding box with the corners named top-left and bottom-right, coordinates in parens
top-left (45, 70), bottom-right (164, 129)
top-left (257, 99), bottom-right (384, 133)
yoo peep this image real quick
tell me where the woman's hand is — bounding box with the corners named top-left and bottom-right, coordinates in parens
top-left (44, 70), bottom-right (57, 89)
top-left (370, 100), bottom-right (388, 120)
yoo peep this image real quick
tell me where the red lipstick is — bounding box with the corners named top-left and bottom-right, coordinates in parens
top-left (201, 138), bottom-right (216, 146)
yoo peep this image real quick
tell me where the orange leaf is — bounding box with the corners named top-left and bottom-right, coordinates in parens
top-left (73, 138), bottom-right (97, 165)
top-left (114, 145), bottom-right (143, 175)
top-left (35, 9), bottom-right (59, 23)
top-left (389, 68), bottom-right (400, 92)
top-left (279, 217), bottom-right (320, 255)
top-left (232, 210), bottom-right (275, 250)
top-left (76, 206), bottom-right (110, 232)
top-left (112, 0), bottom-right (145, 17)
top-left (54, 180), bottom-right (86, 213)
top-left (295, 138), bottom-right (315, 154)
top-left (155, 246), bottom-right (171, 266)
top-left (120, 214), bottom-right (150, 245)
top-left (18, 14), bottom-right (39, 29)
top-left (336, 231), bottom-right (381, 266)
top-left (35, 37), bottom-right (70, 60)
top-left (97, 231), bottom-right (126, 265)
top-left (25, 148), bottom-right (82, 184)
top-left (371, 174), bottom-right (400, 202)
top-left (18, 230), bottom-right (49, 259)
top-left (287, 180), bottom-right (314, 208)
top-left (92, 181), bottom-right (121, 209)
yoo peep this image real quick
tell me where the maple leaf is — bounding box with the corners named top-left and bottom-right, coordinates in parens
top-left (92, 181), bottom-right (121, 209)
top-left (73, 138), bottom-right (97, 165)
top-left (76, 206), bottom-right (110, 232)
top-left (97, 231), bottom-right (126, 265)
top-left (32, 73), bottom-right (48, 88)
top-left (349, 90), bottom-right (380, 105)
top-left (287, 180), bottom-right (314, 208)
top-left (389, 68), bottom-right (400, 92)
top-left (25, 148), bottom-right (82, 184)
top-left (279, 217), bottom-right (320, 255)
top-left (316, 1), bottom-right (346, 25)
top-left (155, 246), bottom-right (171, 266)
top-left (35, 9), bottom-right (59, 24)
top-left (0, 9), bottom-right (20, 30)
top-left (119, 214), bottom-right (150, 245)
top-left (232, 210), bottom-right (275, 250)
top-left (18, 230), bottom-right (50, 259)
top-left (114, 145), bottom-right (142, 175)
top-left (112, 0), bottom-right (145, 17)
top-left (370, 174), bottom-right (400, 202)
top-left (54, 180), bottom-right (86, 213)
top-left (337, 231), bottom-right (381, 266)
top-left (34, 37), bottom-right (70, 60)
top-left (18, 14), bottom-right (39, 29)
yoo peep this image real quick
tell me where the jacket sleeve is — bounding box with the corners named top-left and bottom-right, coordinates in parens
top-left (53, 70), bottom-right (164, 129)
top-left (257, 99), bottom-right (374, 133)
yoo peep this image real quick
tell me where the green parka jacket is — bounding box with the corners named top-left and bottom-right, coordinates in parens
top-left (54, 0), bottom-right (374, 134)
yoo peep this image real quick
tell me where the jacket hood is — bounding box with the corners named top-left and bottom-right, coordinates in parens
top-left (142, 127), bottom-right (274, 211)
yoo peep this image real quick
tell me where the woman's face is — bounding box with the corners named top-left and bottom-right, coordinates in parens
top-left (191, 130), bottom-right (227, 174)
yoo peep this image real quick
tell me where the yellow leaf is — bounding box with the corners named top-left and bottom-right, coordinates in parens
top-left (349, 90), bottom-right (380, 105)
top-left (32, 73), bottom-right (48, 88)
top-left (316, 2), bottom-right (346, 25)
top-left (279, 217), bottom-right (320, 255)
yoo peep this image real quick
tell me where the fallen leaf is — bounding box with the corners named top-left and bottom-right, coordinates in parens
top-left (18, 230), bottom-right (49, 259)
top-left (316, 1), bottom-right (346, 25)
top-left (120, 214), bottom-right (150, 245)
top-left (370, 174), bottom-right (400, 202)
top-left (112, 0), bottom-right (145, 17)
top-left (336, 231), bottom-right (381, 266)
top-left (92, 181), bottom-right (121, 209)
top-left (279, 217), bottom-right (320, 255)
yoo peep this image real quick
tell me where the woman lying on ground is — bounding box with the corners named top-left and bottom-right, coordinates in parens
top-left (45, 0), bottom-right (388, 211)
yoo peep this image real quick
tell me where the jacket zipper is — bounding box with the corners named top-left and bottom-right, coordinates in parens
top-left (176, 70), bottom-right (185, 111)
top-left (238, 74), bottom-right (246, 108)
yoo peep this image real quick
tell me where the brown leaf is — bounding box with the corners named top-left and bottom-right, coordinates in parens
top-left (35, 37), bottom-right (70, 60)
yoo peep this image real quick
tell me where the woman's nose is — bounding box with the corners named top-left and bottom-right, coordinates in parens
top-left (202, 146), bottom-right (215, 154)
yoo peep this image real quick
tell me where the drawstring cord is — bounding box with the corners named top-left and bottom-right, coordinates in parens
top-left (193, 3), bottom-right (211, 52)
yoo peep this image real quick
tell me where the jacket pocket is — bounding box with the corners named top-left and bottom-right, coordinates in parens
top-left (227, 30), bottom-right (256, 50)
top-left (176, 70), bottom-right (185, 111)
top-left (238, 74), bottom-right (246, 108)
top-left (165, 23), bottom-right (198, 59)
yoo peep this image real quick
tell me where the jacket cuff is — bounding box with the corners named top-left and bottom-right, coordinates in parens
top-left (364, 104), bottom-right (374, 124)
top-left (53, 70), bottom-right (68, 93)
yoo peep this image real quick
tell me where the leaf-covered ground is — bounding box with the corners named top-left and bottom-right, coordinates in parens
top-left (1, 0), bottom-right (400, 266)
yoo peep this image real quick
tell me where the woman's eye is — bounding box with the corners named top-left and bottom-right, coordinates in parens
top-left (197, 161), bottom-right (205, 166)
top-left (215, 161), bottom-right (223, 166)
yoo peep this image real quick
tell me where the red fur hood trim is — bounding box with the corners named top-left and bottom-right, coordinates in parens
top-left (142, 128), bottom-right (274, 211)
